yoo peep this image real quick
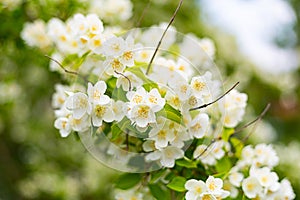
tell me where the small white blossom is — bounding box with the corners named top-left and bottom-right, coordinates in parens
top-left (91, 102), bottom-right (114, 127)
top-left (103, 36), bottom-right (126, 57)
top-left (66, 92), bottom-right (92, 119)
top-left (87, 81), bottom-right (110, 104)
top-left (242, 176), bottom-right (263, 199)
top-left (188, 113), bottom-right (209, 139)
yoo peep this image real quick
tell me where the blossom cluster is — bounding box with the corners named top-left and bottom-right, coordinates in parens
top-left (225, 144), bottom-right (295, 199)
top-left (21, 10), bottom-right (296, 200)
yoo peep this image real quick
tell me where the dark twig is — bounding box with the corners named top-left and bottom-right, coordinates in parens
top-left (45, 55), bottom-right (79, 76)
top-left (114, 70), bottom-right (132, 91)
top-left (145, 0), bottom-right (184, 75)
top-left (135, 0), bottom-right (151, 27)
top-left (126, 129), bottom-right (129, 151)
top-left (190, 82), bottom-right (240, 111)
top-left (240, 103), bottom-right (271, 142)
top-left (234, 103), bottom-right (271, 135)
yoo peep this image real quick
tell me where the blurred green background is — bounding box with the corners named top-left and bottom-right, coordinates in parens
top-left (0, 0), bottom-right (299, 199)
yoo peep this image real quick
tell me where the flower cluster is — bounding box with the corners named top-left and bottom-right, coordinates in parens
top-left (21, 9), bottom-right (296, 200)
top-left (185, 176), bottom-right (230, 200)
top-left (223, 144), bottom-right (295, 199)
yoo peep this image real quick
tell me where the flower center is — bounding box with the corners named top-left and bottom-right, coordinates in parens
top-left (137, 106), bottom-right (150, 118)
top-left (193, 81), bottom-right (205, 91)
top-left (95, 105), bottom-right (106, 117)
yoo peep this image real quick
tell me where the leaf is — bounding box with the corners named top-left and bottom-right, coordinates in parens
top-left (167, 176), bottom-right (187, 192)
top-left (175, 159), bottom-right (197, 168)
top-left (149, 184), bottom-right (171, 200)
top-left (111, 87), bottom-right (128, 101)
top-left (215, 157), bottom-right (232, 176)
top-left (126, 66), bottom-right (155, 84)
top-left (111, 122), bottom-right (122, 141)
top-left (150, 169), bottom-right (167, 184)
top-left (115, 173), bottom-right (142, 190)
top-left (230, 137), bottom-right (244, 158)
top-left (156, 103), bottom-right (183, 125)
top-left (222, 128), bottom-right (234, 142)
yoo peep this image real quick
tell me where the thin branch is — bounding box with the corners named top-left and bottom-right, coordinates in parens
top-left (126, 129), bottom-right (129, 151)
top-left (190, 82), bottom-right (240, 111)
top-left (45, 55), bottom-right (79, 76)
top-left (114, 70), bottom-right (132, 91)
top-left (135, 0), bottom-right (151, 27)
top-left (233, 103), bottom-right (271, 135)
top-left (195, 136), bottom-right (222, 159)
top-left (45, 55), bottom-right (88, 83)
top-left (145, 0), bottom-right (184, 75)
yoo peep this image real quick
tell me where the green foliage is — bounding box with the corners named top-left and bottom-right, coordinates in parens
top-left (115, 173), bottom-right (142, 190)
top-left (156, 103), bottom-right (183, 125)
top-left (149, 184), bottom-right (171, 200)
top-left (167, 176), bottom-right (186, 192)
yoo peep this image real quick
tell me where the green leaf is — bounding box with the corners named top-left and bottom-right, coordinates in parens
top-left (111, 122), bottom-right (123, 141)
top-left (150, 169), bottom-right (167, 184)
top-left (167, 176), bottom-right (187, 192)
top-left (230, 137), bottom-right (244, 158)
top-left (222, 128), bottom-right (234, 142)
top-left (149, 184), bottom-right (171, 200)
top-left (126, 66), bottom-right (155, 84)
top-left (175, 159), bottom-right (197, 168)
top-left (111, 87), bottom-right (128, 101)
top-left (143, 82), bottom-right (159, 92)
top-left (156, 103), bottom-right (183, 125)
top-left (215, 157), bottom-right (232, 177)
top-left (115, 173), bottom-right (142, 190)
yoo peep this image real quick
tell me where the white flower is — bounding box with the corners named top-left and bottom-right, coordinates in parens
top-left (119, 36), bottom-right (139, 67)
top-left (190, 71), bottom-right (220, 101)
top-left (146, 146), bottom-right (184, 168)
top-left (91, 102), bottom-right (114, 127)
top-left (88, 34), bottom-right (106, 54)
top-left (87, 81), bottom-right (110, 104)
top-left (130, 104), bottom-right (156, 128)
top-left (103, 36), bottom-right (126, 57)
top-left (111, 100), bottom-right (126, 122)
top-left (185, 177), bottom-right (229, 200)
top-left (52, 84), bottom-right (69, 109)
top-left (21, 20), bottom-right (52, 49)
top-left (172, 81), bottom-right (193, 101)
top-left (148, 125), bottom-right (175, 149)
top-left (70, 114), bottom-right (90, 132)
top-left (115, 189), bottom-right (143, 200)
top-left (104, 57), bottom-right (126, 75)
top-left (188, 113), bottom-right (209, 139)
top-left (89, 0), bottom-right (133, 23)
top-left (146, 88), bottom-right (166, 112)
top-left (54, 117), bottom-right (71, 137)
top-left (67, 13), bottom-right (88, 35)
top-left (270, 179), bottom-right (296, 200)
top-left (126, 87), bottom-right (148, 105)
top-left (140, 23), bottom-right (176, 49)
top-left (222, 89), bottom-right (248, 128)
top-left (242, 176), bottom-right (262, 199)
top-left (253, 143), bottom-right (279, 168)
top-left (116, 71), bottom-right (143, 91)
top-left (206, 176), bottom-right (230, 198)
top-left (249, 167), bottom-right (280, 192)
top-left (160, 146), bottom-right (184, 167)
top-left (193, 141), bottom-right (226, 166)
top-left (86, 14), bottom-right (104, 35)
top-left (66, 92), bottom-right (92, 119)
top-left (185, 179), bottom-right (207, 200)
top-left (193, 144), bottom-right (216, 165)
top-left (228, 171), bottom-right (244, 187)
top-left (165, 90), bottom-right (182, 110)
